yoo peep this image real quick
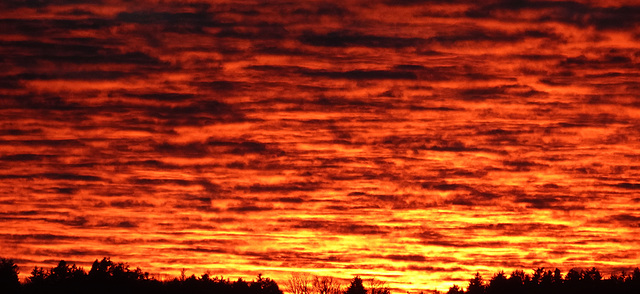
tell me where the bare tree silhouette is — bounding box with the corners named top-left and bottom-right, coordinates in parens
top-left (313, 275), bottom-right (343, 294)
top-left (287, 273), bottom-right (313, 294)
top-left (367, 278), bottom-right (389, 294)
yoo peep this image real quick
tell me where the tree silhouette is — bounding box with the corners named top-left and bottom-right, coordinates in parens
top-left (633, 267), bottom-right (640, 289)
top-left (0, 258), bottom-right (20, 293)
top-left (487, 271), bottom-right (507, 294)
top-left (367, 278), bottom-right (390, 294)
top-left (345, 276), bottom-right (366, 294)
top-left (287, 272), bottom-right (313, 294)
top-left (467, 272), bottom-right (485, 294)
top-left (446, 284), bottom-right (463, 294)
top-left (506, 269), bottom-right (527, 291)
top-left (50, 260), bottom-right (70, 281)
top-left (0, 257), bottom-right (287, 294)
top-left (565, 268), bottom-right (582, 283)
top-left (28, 266), bottom-right (47, 285)
top-left (5, 257), bottom-right (640, 294)
top-left (447, 266), bottom-right (640, 294)
top-left (552, 268), bottom-right (563, 285)
top-left (89, 257), bottom-right (113, 281)
top-left (313, 275), bottom-right (343, 294)
top-left (633, 267), bottom-right (640, 281)
top-left (584, 267), bottom-right (602, 282)
top-left (251, 274), bottom-right (283, 294)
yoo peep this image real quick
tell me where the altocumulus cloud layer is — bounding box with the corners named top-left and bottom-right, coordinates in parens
top-left (1, 0), bottom-right (640, 291)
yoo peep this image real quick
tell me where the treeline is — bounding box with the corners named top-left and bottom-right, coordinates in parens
top-left (0, 257), bottom-right (281, 294)
top-left (447, 267), bottom-right (640, 294)
top-left (3, 257), bottom-right (640, 294)
top-left (286, 273), bottom-right (388, 294)
top-left (0, 257), bottom-right (390, 294)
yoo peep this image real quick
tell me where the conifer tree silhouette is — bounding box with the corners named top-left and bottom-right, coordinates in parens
top-left (345, 276), bottom-right (367, 294)
top-left (0, 258), bottom-right (20, 293)
top-left (467, 272), bottom-right (485, 294)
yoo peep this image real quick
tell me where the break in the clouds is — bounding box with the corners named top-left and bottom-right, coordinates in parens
top-left (1, 0), bottom-right (640, 292)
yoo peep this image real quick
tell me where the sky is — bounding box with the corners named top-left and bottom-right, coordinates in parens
top-left (1, 0), bottom-right (640, 292)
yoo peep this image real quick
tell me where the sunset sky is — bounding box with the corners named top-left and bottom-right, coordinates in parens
top-left (1, 0), bottom-right (640, 292)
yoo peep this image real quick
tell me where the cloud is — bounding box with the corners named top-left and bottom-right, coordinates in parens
top-left (146, 100), bottom-right (247, 126)
top-left (247, 65), bottom-right (419, 80)
top-left (428, 29), bottom-right (564, 45)
top-left (95, 220), bottom-right (140, 228)
top-left (0, 173), bottom-right (102, 182)
top-left (40, 173), bottom-right (103, 182)
top-left (38, 248), bottom-right (113, 259)
top-left (509, 53), bottom-right (565, 61)
top-left (299, 30), bottom-right (425, 48)
top-left (109, 200), bottom-right (155, 208)
top-left (130, 178), bottom-right (197, 187)
top-left (1, 0), bottom-right (106, 9)
top-left (153, 138), bottom-right (278, 158)
top-left (0, 233), bottom-right (81, 242)
top-left (405, 265), bottom-right (465, 273)
top-left (0, 154), bottom-right (52, 161)
top-left (242, 182), bottom-right (321, 194)
top-left (515, 195), bottom-right (585, 211)
top-left (463, 222), bottom-right (571, 237)
top-left (613, 182), bottom-right (640, 190)
top-left (2, 40), bottom-right (166, 66)
top-left (183, 247), bottom-right (229, 254)
top-left (51, 216), bottom-right (89, 227)
top-left (456, 84), bottom-right (547, 101)
top-left (0, 139), bottom-right (85, 147)
top-left (226, 202), bottom-right (275, 213)
top-left (502, 160), bottom-right (548, 172)
top-left (229, 141), bottom-right (269, 155)
top-left (423, 239), bottom-right (511, 249)
top-left (598, 214), bottom-right (640, 228)
top-left (116, 10), bottom-right (223, 30)
top-left (385, 254), bottom-right (427, 262)
top-left (195, 80), bottom-right (250, 92)
top-left (286, 219), bottom-right (390, 235)
top-left (311, 96), bottom-right (396, 109)
top-left (271, 196), bottom-right (304, 203)
top-left (10, 71), bottom-right (138, 81)
top-left (559, 54), bottom-right (637, 70)
top-left (422, 181), bottom-right (471, 191)
top-left (427, 140), bottom-right (484, 152)
top-left (467, 1), bottom-right (640, 30)
top-left (436, 168), bottom-right (490, 179)
top-left (0, 18), bottom-right (110, 37)
top-left (383, 0), bottom-right (467, 6)
top-left (200, 139), bottom-right (283, 157)
top-left (120, 91), bottom-right (198, 102)
top-left (216, 24), bottom-right (289, 40)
